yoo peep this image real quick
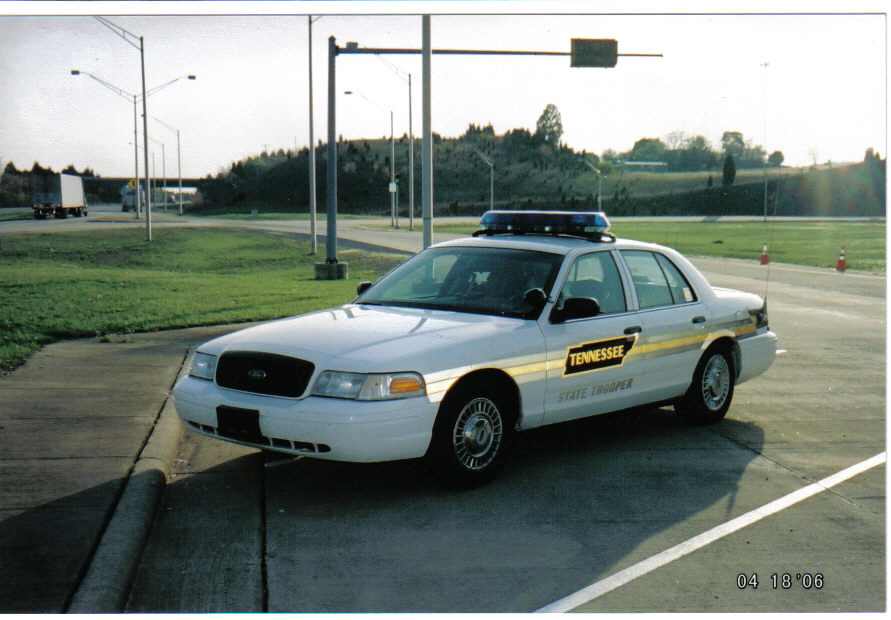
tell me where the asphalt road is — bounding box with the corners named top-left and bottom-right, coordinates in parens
top-left (2, 206), bottom-right (885, 612)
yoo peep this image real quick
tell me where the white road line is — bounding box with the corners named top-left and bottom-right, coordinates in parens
top-left (536, 451), bottom-right (886, 613)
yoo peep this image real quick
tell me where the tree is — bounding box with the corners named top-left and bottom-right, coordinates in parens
top-left (663, 130), bottom-right (687, 151)
top-left (721, 131), bottom-right (745, 161)
top-left (722, 154), bottom-right (736, 186)
top-left (534, 104), bottom-right (563, 146)
top-left (601, 148), bottom-right (620, 163)
top-left (628, 137), bottom-right (667, 162)
top-left (767, 151), bottom-right (785, 167)
top-left (682, 135), bottom-right (716, 171)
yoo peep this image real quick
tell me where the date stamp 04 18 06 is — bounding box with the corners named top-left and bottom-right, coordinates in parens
top-left (737, 573), bottom-right (824, 590)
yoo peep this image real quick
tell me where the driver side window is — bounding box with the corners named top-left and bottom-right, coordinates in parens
top-left (561, 252), bottom-right (627, 315)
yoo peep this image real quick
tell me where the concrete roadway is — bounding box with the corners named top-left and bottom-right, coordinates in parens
top-left (1, 206), bottom-right (885, 612)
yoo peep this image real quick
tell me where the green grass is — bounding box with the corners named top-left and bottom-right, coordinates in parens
top-left (0, 210), bottom-right (30, 222)
top-left (0, 228), bottom-right (406, 372)
top-left (426, 220), bottom-right (886, 273)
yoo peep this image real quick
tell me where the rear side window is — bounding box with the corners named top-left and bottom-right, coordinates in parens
top-left (621, 250), bottom-right (697, 309)
top-left (655, 253), bottom-right (697, 304)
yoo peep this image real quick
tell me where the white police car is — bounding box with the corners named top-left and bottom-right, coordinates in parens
top-left (173, 211), bottom-right (776, 487)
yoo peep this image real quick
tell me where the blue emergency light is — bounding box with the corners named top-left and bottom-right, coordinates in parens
top-left (474, 210), bottom-right (615, 242)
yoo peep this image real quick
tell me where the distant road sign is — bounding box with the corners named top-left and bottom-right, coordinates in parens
top-left (571, 39), bottom-right (618, 67)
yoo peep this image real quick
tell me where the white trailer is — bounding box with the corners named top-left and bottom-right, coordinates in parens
top-left (32, 173), bottom-right (88, 219)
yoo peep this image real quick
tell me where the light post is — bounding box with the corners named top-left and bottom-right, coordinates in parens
top-left (152, 115), bottom-right (185, 215)
top-left (134, 135), bottom-right (165, 208)
top-left (92, 16), bottom-right (195, 241)
top-left (70, 66), bottom-right (195, 222)
top-left (343, 89), bottom-right (398, 227)
top-left (71, 70), bottom-right (142, 218)
top-left (761, 61), bottom-right (770, 223)
top-left (471, 145), bottom-right (494, 210)
top-left (581, 158), bottom-right (603, 211)
top-left (308, 16), bottom-right (321, 254)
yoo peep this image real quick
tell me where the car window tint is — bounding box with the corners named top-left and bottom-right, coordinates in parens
top-left (561, 251), bottom-right (626, 314)
top-left (620, 250), bottom-right (675, 309)
top-left (655, 253), bottom-right (697, 304)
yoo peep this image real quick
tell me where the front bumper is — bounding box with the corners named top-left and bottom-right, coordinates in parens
top-left (737, 329), bottom-right (778, 384)
top-left (172, 375), bottom-right (440, 463)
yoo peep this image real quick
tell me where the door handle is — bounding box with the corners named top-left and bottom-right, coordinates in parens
top-left (624, 325), bottom-right (642, 334)
top-left (692, 315), bottom-right (706, 324)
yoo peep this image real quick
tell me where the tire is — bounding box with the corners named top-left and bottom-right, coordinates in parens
top-left (427, 380), bottom-right (516, 488)
top-left (675, 347), bottom-right (735, 425)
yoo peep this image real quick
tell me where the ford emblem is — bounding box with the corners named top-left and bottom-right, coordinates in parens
top-left (248, 368), bottom-right (267, 380)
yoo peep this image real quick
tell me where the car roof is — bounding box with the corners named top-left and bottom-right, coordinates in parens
top-left (431, 234), bottom-right (666, 255)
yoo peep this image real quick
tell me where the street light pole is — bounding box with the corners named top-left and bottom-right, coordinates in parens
top-left (421, 15), bottom-right (432, 250)
top-left (471, 146), bottom-right (494, 210)
top-left (408, 73), bottom-right (415, 231)
top-left (151, 115), bottom-right (184, 215)
top-left (139, 35), bottom-right (151, 241)
top-left (762, 61), bottom-right (770, 223)
top-left (308, 16), bottom-right (319, 254)
top-left (326, 35), bottom-right (338, 265)
top-left (390, 110), bottom-right (397, 228)
top-left (581, 158), bottom-right (602, 211)
top-left (93, 18), bottom-right (196, 240)
top-left (343, 89), bottom-right (395, 226)
top-left (161, 142), bottom-right (167, 211)
top-left (132, 95), bottom-right (141, 218)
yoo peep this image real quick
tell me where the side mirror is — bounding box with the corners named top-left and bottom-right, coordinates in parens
top-left (356, 281), bottom-right (373, 295)
top-left (550, 297), bottom-right (600, 323)
top-left (523, 288), bottom-right (548, 313)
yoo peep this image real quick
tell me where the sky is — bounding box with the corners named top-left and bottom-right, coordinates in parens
top-left (0, 2), bottom-right (886, 179)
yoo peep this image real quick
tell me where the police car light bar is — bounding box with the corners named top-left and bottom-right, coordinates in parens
top-left (474, 210), bottom-right (615, 242)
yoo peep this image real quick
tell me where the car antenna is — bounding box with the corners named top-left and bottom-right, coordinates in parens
top-left (762, 172), bottom-right (781, 307)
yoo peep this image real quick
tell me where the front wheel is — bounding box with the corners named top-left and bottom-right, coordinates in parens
top-left (675, 348), bottom-right (735, 425)
top-left (427, 382), bottom-right (515, 488)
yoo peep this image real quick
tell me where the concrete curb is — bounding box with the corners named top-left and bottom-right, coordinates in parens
top-left (67, 370), bottom-right (186, 612)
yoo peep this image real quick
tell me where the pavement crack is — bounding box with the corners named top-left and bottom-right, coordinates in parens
top-left (708, 427), bottom-right (883, 514)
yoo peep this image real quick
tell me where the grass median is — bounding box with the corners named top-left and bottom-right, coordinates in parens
top-left (0, 227), bottom-right (407, 372)
top-left (424, 219), bottom-right (886, 273)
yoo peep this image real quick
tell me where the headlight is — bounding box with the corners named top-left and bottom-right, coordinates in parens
top-left (188, 352), bottom-right (218, 381)
top-left (312, 371), bottom-right (426, 400)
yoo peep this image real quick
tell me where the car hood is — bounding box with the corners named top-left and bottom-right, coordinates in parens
top-left (198, 304), bottom-right (537, 372)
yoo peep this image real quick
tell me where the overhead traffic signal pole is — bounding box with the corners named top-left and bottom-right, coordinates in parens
top-left (320, 30), bottom-right (660, 276)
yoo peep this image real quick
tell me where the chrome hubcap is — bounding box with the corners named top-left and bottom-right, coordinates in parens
top-left (452, 397), bottom-right (503, 471)
top-left (701, 354), bottom-right (730, 411)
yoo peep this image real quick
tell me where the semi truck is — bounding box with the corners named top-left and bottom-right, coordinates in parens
top-left (31, 173), bottom-right (88, 219)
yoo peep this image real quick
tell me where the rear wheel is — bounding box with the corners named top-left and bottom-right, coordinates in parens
top-left (427, 380), bottom-right (515, 488)
top-left (676, 347), bottom-right (735, 425)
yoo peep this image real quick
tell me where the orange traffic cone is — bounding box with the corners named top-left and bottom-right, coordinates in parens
top-left (760, 243), bottom-right (769, 265)
top-left (836, 246), bottom-right (847, 272)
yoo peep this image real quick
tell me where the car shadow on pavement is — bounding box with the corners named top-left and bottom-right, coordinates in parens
top-left (257, 406), bottom-right (765, 613)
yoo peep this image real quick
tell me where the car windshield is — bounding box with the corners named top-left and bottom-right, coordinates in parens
top-left (355, 246), bottom-right (564, 319)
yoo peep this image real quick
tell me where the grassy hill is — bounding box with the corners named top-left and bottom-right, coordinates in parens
top-left (194, 132), bottom-right (885, 218)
